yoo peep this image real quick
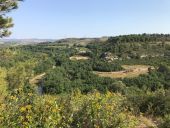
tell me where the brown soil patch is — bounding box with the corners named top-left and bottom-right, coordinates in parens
top-left (29, 73), bottom-right (46, 84)
top-left (94, 65), bottom-right (153, 79)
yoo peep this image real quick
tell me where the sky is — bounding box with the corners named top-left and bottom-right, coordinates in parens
top-left (6, 0), bottom-right (170, 39)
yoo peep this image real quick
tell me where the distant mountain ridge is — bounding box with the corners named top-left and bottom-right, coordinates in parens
top-left (0, 39), bottom-right (56, 45)
top-left (0, 37), bottom-right (108, 46)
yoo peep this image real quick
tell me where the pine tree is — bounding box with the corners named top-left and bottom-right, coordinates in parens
top-left (0, 0), bottom-right (22, 37)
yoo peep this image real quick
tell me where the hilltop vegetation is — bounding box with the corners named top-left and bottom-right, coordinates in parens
top-left (0, 34), bottom-right (170, 127)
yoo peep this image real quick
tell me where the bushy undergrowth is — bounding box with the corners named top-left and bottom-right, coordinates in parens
top-left (159, 115), bottom-right (170, 128)
top-left (0, 88), bottom-right (139, 128)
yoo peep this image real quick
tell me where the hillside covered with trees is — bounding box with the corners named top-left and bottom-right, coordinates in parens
top-left (0, 34), bottom-right (170, 127)
top-left (0, 0), bottom-right (170, 127)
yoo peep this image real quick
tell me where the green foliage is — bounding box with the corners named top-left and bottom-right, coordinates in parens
top-left (92, 61), bottom-right (123, 72)
top-left (123, 69), bottom-right (169, 91)
top-left (108, 34), bottom-right (170, 43)
top-left (0, 0), bottom-right (22, 37)
top-left (159, 115), bottom-right (170, 128)
top-left (0, 34), bottom-right (170, 127)
top-left (126, 89), bottom-right (170, 116)
top-left (43, 62), bottom-right (120, 94)
top-left (87, 34), bottom-right (170, 61)
top-left (0, 67), bottom-right (7, 97)
top-left (34, 58), bottom-right (55, 74)
top-left (44, 67), bottom-right (71, 94)
top-left (7, 64), bottom-right (27, 90)
top-left (0, 89), bottom-right (139, 128)
top-left (7, 61), bottom-right (35, 90)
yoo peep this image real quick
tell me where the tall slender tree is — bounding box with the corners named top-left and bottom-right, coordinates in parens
top-left (0, 0), bottom-right (22, 37)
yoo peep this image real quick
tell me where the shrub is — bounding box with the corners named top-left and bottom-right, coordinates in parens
top-left (0, 89), bottom-right (139, 128)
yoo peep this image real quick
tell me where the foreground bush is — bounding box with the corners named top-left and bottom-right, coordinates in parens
top-left (0, 89), bottom-right (139, 128)
top-left (126, 89), bottom-right (170, 116)
top-left (159, 115), bottom-right (170, 128)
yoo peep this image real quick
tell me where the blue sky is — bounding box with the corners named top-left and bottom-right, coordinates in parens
top-left (7, 0), bottom-right (170, 39)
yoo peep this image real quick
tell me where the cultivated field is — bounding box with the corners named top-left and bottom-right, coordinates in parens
top-left (94, 65), bottom-right (153, 78)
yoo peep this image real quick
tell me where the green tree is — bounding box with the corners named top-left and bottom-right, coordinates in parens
top-left (0, 0), bottom-right (22, 37)
top-left (7, 64), bottom-right (27, 90)
top-left (0, 67), bottom-right (7, 98)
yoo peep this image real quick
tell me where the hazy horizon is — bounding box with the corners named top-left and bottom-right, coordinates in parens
top-left (3, 33), bottom-right (170, 40)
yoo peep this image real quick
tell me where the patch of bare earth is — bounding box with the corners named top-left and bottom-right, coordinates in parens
top-left (29, 73), bottom-right (46, 84)
top-left (136, 116), bottom-right (159, 128)
top-left (94, 65), bottom-right (154, 79)
top-left (69, 55), bottom-right (90, 61)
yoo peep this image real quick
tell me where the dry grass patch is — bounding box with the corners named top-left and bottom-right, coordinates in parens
top-left (136, 116), bottom-right (158, 128)
top-left (29, 73), bottom-right (46, 84)
top-left (94, 65), bottom-right (153, 79)
top-left (69, 55), bottom-right (90, 61)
